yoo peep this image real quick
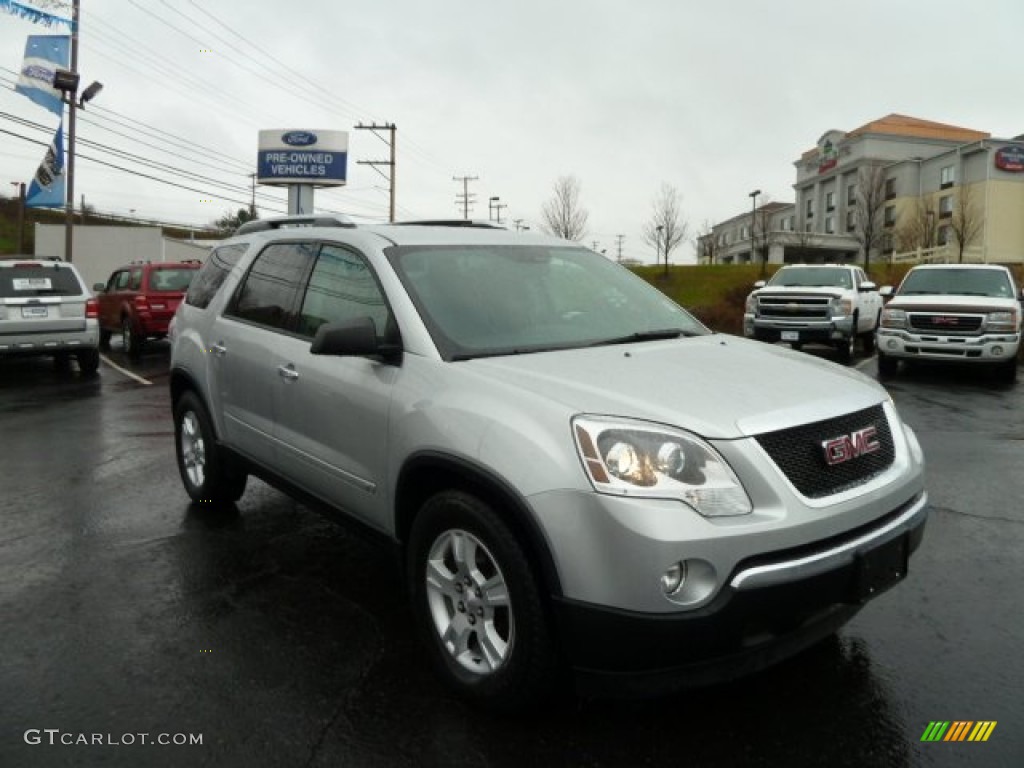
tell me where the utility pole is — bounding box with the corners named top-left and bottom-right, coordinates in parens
top-left (615, 234), bottom-right (625, 263)
top-left (65, 0), bottom-right (80, 262)
top-left (248, 173), bottom-right (257, 218)
top-left (591, 240), bottom-right (600, 252)
top-left (356, 123), bottom-right (397, 222)
top-left (494, 202), bottom-right (506, 224)
top-left (513, 218), bottom-right (524, 231)
top-left (453, 175), bottom-right (478, 219)
top-left (11, 182), bottom-right (26, 253)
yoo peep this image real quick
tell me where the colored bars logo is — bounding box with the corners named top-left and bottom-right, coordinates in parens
top-left (921, 721), bottom-right (997, 742)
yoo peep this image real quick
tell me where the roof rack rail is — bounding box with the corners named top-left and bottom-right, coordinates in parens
top-left (390, 219), bottom-right (506, 229)
top-left (235, 214), bottom-right (356, 235)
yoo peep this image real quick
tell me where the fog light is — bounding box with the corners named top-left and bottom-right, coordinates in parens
top-left (887, 339), bottom-right (898, 350)
top-left (992, 345), bottom-right (1004, 357)
top-left (660, 561), bottom-right (687, 595)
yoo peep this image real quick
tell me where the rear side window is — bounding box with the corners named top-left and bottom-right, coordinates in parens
top-left (227, 242), bottom-right (316, 332)
top-left (186, 244), bottom-right (248, 309)
top-left (0, 265), bottom-right (83, 298)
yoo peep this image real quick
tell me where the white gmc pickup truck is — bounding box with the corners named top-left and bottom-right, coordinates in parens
top-left (744, 264), bottom-right (883, 364)
top-left (876, 263), bottom-right (1022, 382)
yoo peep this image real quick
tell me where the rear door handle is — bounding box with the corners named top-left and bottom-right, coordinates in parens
top-left (277, 364), bottom-right (299, 381)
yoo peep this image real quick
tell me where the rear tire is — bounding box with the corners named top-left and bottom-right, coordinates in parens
top-left (99, 328), bottom-right (112, 349)
top-left (173, 391), bottom-right (247, 505)
top-left (122, 316), bottom-right (143, 359)
top-left (408, 490), bottom-right (557, 713)
top-left (76, 348), bottom-right (100, 375)
top-left (836, 334), bottom-right (855, 365)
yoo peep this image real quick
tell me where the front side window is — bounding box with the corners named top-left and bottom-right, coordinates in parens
top-left (296, 244), bottom-right (391, 338)
top-left (388, 245), bottom-right (708, 360)
top-left (112, 270), bottom-right (131, 291)
top-left (186, 244), bottom-right (249, 309)
top-left (129, 268), bottom-right (143, 291)
top-left (228, 242), bottom-right (316, 332)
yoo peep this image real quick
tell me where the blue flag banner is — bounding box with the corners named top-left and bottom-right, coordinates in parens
top-left (0, 0), bottom-right (72, 28)
top-left (26, 121), bottom-right (66, 208)
top-left (14, 34), bottom-right (71, 117)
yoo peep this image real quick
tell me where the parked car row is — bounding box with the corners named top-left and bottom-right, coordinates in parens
top-left (743, 262), bottom-right (1022, 382)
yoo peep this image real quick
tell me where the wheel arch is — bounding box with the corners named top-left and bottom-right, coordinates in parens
top-left (394, 452), bottom-right (563, 599)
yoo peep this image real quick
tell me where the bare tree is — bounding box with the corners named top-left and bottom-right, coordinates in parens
top-left (695, 219), bottom-right (722, 265)
top-left (950, 183), bottom-right (984, 263)
top-left (642, 183), bottom-right (689, 276)
top-left (853, 165), bottom-right (888, 270)
top-left (540, 176), bottom-right (588, 241)
top-left (753, 203), bottom-right (779, 276)
top-left (894, 197), bottom-right (936, 252)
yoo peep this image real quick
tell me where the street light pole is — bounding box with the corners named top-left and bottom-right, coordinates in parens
top-left (749, 189), bottom-right (761, 273)
top-left (64, 0), bottom-right (80, 263)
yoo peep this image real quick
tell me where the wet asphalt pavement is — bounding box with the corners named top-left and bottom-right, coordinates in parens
top-left (0, 343), bottom-right (1021, 768)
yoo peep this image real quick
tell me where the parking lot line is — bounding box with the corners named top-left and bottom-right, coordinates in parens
top-left (100, 354), bottom-right (153, 386)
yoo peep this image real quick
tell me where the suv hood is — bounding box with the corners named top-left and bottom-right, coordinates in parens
top-left (465, 335), bottom-right (886, 439)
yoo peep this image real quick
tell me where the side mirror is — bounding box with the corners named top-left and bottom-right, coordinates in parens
top-left (310, 317), bottom-right (401, 363)
top-left (93, 282), bottom-right (106, 292)
top-left (753, 280), bottom-right (766, 289)
top-left (879, 286), bottom-right (894, 298)
top-left (859, 281), bottom-right (878, 292)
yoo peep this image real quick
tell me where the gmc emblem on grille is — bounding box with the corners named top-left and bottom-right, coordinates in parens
top-left (931, 316), bottom-right (959, 326)
top-left (822, 426), bottom-right (880, 466)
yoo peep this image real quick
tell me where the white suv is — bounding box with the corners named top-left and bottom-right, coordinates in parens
top-left (169, 217), bottom-right (928, 709)
top-left (0, 257), bottom-right (100, 373)
top-left (877, 264), bottom-right (1022, 382)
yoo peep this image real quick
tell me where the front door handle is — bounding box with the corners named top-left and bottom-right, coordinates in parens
top-left (277, 364), bottom-right (299, 381)
top-left (211, 343), bottom-right (227, 357)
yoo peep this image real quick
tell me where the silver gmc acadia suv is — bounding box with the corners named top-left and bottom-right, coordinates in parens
top-left (169, 216), bottom-right (928, 710)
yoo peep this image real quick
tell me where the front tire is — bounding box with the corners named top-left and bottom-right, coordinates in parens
top-left (409, 490), bottom-right (557, 712)
top-left (877, 352), bottom-right (898, 377)
top-left (173, 391), bottom-right (247, 504)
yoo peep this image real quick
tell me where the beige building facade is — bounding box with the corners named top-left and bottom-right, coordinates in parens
top-left (700, 114), bottom-right (1024, 266)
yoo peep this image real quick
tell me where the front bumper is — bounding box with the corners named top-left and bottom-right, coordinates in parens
top-left (744, 315), bottom-right (854, 343)
top-left (554, 493), bottom-right (927, 691)
top-left (875, 328), bottom-right (1020, 364)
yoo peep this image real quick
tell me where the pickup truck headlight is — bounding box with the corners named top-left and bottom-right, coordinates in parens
top-left (880, 307), bottom-right (908, 329)
top-left (987, 309), bottom-right (1018, 333)
top-left (745, 294), bottom-right (757, 315)
top-left (572, 416), bottom-right (753, 517)
top-left (831, 297), bottom-right (853, 316)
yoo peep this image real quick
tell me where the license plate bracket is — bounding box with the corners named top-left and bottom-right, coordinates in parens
top-left (781, 330), bottom-right (800, 341)
top-left (853, 534), bottom-right (908, 603)
top-left (21, 306), bottom-right (48, 318)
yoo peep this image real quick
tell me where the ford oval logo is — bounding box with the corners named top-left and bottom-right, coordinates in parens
top-left (282, 131), bottom-right (317, 147)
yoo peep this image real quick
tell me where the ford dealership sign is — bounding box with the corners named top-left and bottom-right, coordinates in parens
top-left (257, 129), bottom-right (348, 186)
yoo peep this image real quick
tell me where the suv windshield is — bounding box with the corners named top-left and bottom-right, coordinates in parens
top-left (768, 266), bottom-right (852, 289)
top-left (388, 245), bottom-right (708, 359)
top-left (0, 264), bottom-right (83, 297)
top-left (898, 268), bottom-right (1013, 298)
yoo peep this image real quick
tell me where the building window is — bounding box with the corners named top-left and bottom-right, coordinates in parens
top-left (937, 224), bottom-right (951, 245)
top-left (939, 194), bottom-right (953, 218)
top-left (805, 199), bottom-right (814, 218)
top-left (882, 234), bottom-right (894, 255)
top-left (805, 223), bottom-right (812, 233)
top-left (740, 225), bottom-right (748, 239)
top-left (940, 165), bottom-right (955, 189)
top-left (884, 178), bottom-right (896, 200)
top-left (846, 210), bottom-right (856, 232)
top-left (847, 183), bottom-right (856, 205)
top-left (826, 191), bottom-right (835, 211)
top-left (825, 216), bottom-right (835, 234)
top-left (884, 205), bottom-right (896, 227)
top-left (789, 215), bottom-right (796, 230)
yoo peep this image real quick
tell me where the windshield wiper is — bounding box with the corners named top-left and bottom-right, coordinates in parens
top-left (588, 329), bottom-right (694, 347)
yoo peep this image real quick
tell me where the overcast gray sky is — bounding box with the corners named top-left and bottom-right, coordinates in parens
top-left (1, 0), bottom-right (1022, 262)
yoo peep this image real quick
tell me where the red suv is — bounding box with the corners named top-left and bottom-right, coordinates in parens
top-left (94, 260), bottom-right (201, 357)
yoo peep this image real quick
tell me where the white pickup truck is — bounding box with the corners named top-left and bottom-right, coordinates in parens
top-left (876, 263), bottom-right (1022, 382)
top-left (744, 264), bottom-right (883, 364)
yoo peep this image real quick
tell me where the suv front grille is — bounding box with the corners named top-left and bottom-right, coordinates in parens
top-left (908, 312), bottom-right (983, 335)
top-left (754, 405), bottom-right (895, 499)
top-left (757, 294), bottom-right (832, 320)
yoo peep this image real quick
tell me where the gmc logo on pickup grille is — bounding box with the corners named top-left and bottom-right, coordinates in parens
top-left (822, 426), bottom-right (880, 466)
top-left (930, 316), bottom-right (960, 326)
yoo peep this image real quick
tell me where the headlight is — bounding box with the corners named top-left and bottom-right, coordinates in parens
top-left (745, 294), bottom-right (757, 314)
top-left (880, 307), bottom-right (907, 329)
top-left (987, 309), bottom-right (1018, 332)
top-left (572, 416), bottom-right (753, 517)
top-left (831, 298), bottom-right (853, 316)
